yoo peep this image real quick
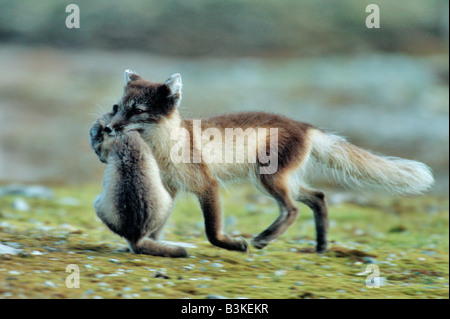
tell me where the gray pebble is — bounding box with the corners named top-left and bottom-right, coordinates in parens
top-left (274, 270), bottom-right (286, 276)
top-left (0, 184), bottom-right (54, 199)
top-left (362, 257), bottom-right (378, 264)
top-left (206, 294), bottom-right (227, 299)
top-left (0, 243), bottom-right (22, 255)
top-left (13, 198), bottom-right (30, 211)
top-left (44, 281), bottom-right (57, 288)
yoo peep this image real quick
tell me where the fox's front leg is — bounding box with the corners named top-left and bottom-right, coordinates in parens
top-left (197, 181), bottom-right (248, 252)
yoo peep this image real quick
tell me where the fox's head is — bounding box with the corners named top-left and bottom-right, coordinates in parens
top-left (104, 70), bottom-right (182, 135)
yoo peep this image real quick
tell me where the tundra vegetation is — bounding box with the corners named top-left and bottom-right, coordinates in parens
top-left (0, 184), bottom-right (448, 299)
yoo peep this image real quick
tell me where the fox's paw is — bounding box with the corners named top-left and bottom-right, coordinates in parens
top-left (90, 122), bottom-right (105, 158)
top-left (250, 236), bottom-right (270, 250)
top-left (231, 236), bottom-right (248, 252)
top-left (209, 234), bottom-right (248, 252)
top-left (224, 235), bottom-right (248, 252)
top-left (315, 242), bottom-right (328, 254)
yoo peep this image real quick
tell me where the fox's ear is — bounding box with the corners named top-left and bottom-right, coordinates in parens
top-left (164, 73), bottom-right (182, 104)
top-left (124, 69), bottom-right (141, 85)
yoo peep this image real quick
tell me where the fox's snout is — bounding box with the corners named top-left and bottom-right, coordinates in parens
top-left (106, 115), bottom-right (126, 133)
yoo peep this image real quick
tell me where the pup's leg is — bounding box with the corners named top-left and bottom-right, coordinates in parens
top-left (127, 238), bottom-right (188, 258)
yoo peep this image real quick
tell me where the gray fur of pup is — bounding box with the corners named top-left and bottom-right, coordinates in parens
top-left (91, 119), bottom-right (187, 257)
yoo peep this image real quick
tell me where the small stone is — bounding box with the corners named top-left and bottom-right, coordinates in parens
top-left (294, 281), bottom-right (304, 286)
top-left (154, 272), bottom-right (170, 279)
top-left (362, 257), bottom-right (378, 264)
top-left (210, 263), bottom-right (223, 268)
top-left (31, 250), bottom-right (44, 256)
top-left (0, 243), bottom-right (21, 255)
top-left (13, 198), bottom-right (30, 211)
top-left (225, 216), bottom-right (237, 227)
top-left (59, 197), bottom-right (80, 206)
top-left (274, 270), bottom-right (286, 276)
top-left (123, 287), bottom-right (132, 292)
top-left (0, 184), bottom-right (54, 199)
top-left (421, 251), bottom-right (436, 256)
top-left (44, 281), bottom-right (57, 288)
top-left (206, 294), bottom-right (227, 299)
top-left (109, 258), bottom-right (121, 264)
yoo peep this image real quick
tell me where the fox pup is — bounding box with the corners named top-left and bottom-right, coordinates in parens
top-left (92, 70), bottom-right (434, 254)
top-left (90, 114), bottom-right (187, 257)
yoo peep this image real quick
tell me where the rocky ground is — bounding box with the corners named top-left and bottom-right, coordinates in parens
top-left (0, 183), bottom-right (448, 299)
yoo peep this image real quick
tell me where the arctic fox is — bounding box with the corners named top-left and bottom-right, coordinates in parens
top-left (92, 70), bottom-right (434, 253)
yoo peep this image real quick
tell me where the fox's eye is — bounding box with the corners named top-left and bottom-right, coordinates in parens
top-left (112, 104), bottom-right (118, 114)
top-left (134, 109), bottom-right (144, 115)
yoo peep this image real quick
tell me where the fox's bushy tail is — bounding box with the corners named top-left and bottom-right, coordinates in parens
top-left (306, 129), bottom-right (434, 195)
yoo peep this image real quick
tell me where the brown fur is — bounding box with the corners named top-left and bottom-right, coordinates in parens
top-left (91, 119), bottom-right (188, 257)
top-left (98, 71), bottom-right (325, 252)
top-left (91, 71), bottom-right (431, 254)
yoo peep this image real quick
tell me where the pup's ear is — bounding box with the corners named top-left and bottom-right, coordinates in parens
top-left (124, 69), bottom-right (141, 85)
top-left (164, 73), bottom-right (182, 104)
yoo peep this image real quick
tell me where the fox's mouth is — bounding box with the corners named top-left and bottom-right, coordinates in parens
top-left (122, 126), bottom-right (144, 135)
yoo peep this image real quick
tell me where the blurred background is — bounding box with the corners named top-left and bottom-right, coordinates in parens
top-left (0, 0), bottom-right (448, 194)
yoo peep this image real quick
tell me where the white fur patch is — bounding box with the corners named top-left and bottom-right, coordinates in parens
top-left (303, 129), bottom-right (435, 195)
top-left (124, 69), bottom-right (137, 85)
top-left (165, 73), bottom-right (182, 106)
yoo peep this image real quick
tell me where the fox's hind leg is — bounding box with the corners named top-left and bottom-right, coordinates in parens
top-left (296, 187), bottom-right (328, 253)
top-left (251, 174), bottom-right (299, 249)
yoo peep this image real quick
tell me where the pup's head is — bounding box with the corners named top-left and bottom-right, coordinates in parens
top-left (104, 70), bottom-right (182, 134)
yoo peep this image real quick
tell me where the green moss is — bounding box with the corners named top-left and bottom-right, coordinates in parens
top-left (0, 184), bottom-right (448, 299)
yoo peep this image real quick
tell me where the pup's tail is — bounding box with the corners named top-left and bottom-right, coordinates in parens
top-left (306, 129), bottom-right (434, 195)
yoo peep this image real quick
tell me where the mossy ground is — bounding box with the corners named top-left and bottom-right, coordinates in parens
top-left (0, 184), bottom-right (448, 299)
